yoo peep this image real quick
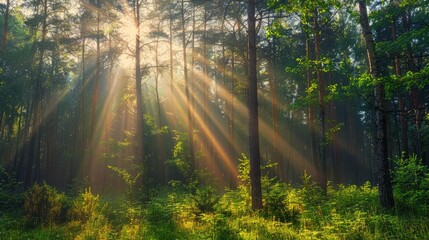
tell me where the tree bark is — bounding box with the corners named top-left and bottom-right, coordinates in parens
top-left (392, 19), bottom-right (408, 157)
top-left (134, 0), bottom-right (145, 178)
top-left (314, 9), bottom-right (327, 194)
top-left (181, 0), bottom-right (195, 172)
top-left (358, 0), bottom-right (394, 209)
top-left (89, 0), bottom-right (101, 178)
top-left (1, 0), bottom-right (10, 52)
top-left (26, 0), bottom-right (48, 188)
top-left (247, 0), bottom-right (262, 210)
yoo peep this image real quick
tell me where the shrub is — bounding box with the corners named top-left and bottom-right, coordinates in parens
top-left (0, 166), bottom-right (22, 211)
top-left (68, 188), bottom-right (100, 224)
top-left (264, 181), bottom-right (300, 223)
top-left (145, 198), bottom-right (174, 224)
top-left (393, 154), bottom-right (429, 214)
top-left (217, 188), bottom-right (251, 217)
top-left (74, 213), bottom-right (112, 240)
top-left (191, 186), bottom-right (220, 216)
top-left (331, 182), bottom-right (378, 213)
top-left (200, 213), bottom-right (240, 240)
top-left (24, 182), bottom-right (65, 226)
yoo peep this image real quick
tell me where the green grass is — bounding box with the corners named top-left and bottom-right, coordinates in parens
top-left (1, 184), bottom-right (428, 240)
top-left (1, 156), bottom-right (428, 239)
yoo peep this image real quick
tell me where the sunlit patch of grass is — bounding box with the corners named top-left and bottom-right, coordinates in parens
top-left (1, 164), bottom-right (429, 240)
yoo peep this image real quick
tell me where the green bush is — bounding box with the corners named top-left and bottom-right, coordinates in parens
top-left (0, 166), bottom-right (22, 211)
top-left (191, 186), bottom-right (220, 216)
top-left (145, 198), bottom-right (174, 224)
top-left (24, 182), bottom-right (65, 226)
top-left (218, 188), bottom-right (251, 217)
top-left (74, 213), bottom-right (112, 240)
top-left (330, 182), bottom-right (378, 213)
top-left (264, 181), bottom-right (300, 223)
top-left (68, 188), bottom-right (100, 224)
top-left (393, 154), bottom-right (429, 214)
top-left (200, 213), bottom-right (240, 240)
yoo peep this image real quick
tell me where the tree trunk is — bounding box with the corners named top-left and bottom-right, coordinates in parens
top-left (89, 0), bottom-right (101, 178)
top-left (358, 0), bottom-right (394, 209)
top-left (181, 0), bottom-right (195, 172)
top-left (81, 36), bottom-right (86, 172)
top-left (392, 19), bottom-right (408, 157)
top-left (1, 0), bottom-right (10, 52)
top-left (134, 0), bottom-right (145, 183)
top-left (314, 9), bottom-right (327, 194)
top-left (169, 2), bottom-right (175, 125)
top-left (247, 0), bottom-right (262, 210)
top-left (26, 0), bottom-right (48, 188)
top-left (306, 36), bottom-right (319, 183)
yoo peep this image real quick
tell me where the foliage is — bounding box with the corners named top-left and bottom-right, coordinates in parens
top-left (393, 154), bottom-right (429, 214)
top-left (68, 188), bottom-right (100, 224)
top-left (264, 181), bottom-right (301, 223)
top-left (168, 130), bottom-right (192, 181)
top-left (299, 171), bottom-right (325, 207)
top-left (330, 182), bottom-right (378, 214)
top-left (66, 177), bottom-right (90, 198)
top-left (1, 180), bottom-right (429, 239)
top-left (0, 166), bottom-right (22, 210)
top-left (68, 189), bottom-right (113, 240)
top-left (191, 185), bottom-right (220, 216)
top-left (73, 213), bottom-right (112, 240)
top-left (108, 165), bottom-right (142, 202)
top-left (23, 182), bottom-right (66, 226)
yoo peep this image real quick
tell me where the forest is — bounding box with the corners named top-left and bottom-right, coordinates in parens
top-left (0, 0), bottom-right (429, 239)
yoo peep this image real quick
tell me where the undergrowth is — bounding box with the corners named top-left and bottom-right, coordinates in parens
top-left (0, 155), bottom-right (428, 239)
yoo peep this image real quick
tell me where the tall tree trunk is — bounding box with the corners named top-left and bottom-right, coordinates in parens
top-left (306, 36), bottom-right (318, 182)
top-left (169, 3), bottom-right (175, 124)
top-left (16, 98), bottom-right (31, 180)
top-left (89, 0), bottom-right (101, 178)
top-left (229, 33), bottom-right (237, 187)
top-left (314, 9), bottom-right (327, 194)
top-left (181, 0), bottom-right (195, 171)
top-left (134, 0), bottom-right (145, 186)
top-left (268, 30), bottom-right (280, 179)
top-left (392, 19), bottom-right (408, 156)
top-left (202, 5), bottom-right (210, 170)
top-left (155, 33), bottom-right (162, 127)
top-left (358, 0), bottom-right (394, 209)
top-left (247, 0), bottom-right (262, 210)
top-left (12, 106), bottom-right (23, 174)
top-left (1, 0), bottom-right (10, 52)
top-left (26, 0), bottom-right (48, 188)
top-left (402, 9), bottom-right (422, 159)
top-left (81, 36), bottom-right (86, 163)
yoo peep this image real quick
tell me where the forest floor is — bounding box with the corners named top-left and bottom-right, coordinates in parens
top-left (1, 157), bottom-right (429, 239)
top-left (1, 182), bottom-right (429, 239)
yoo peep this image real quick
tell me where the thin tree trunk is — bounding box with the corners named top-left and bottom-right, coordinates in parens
top-left (392, 19), bottom-right (408, 156)
top-left (247, 0), bottom-right (262, 210)
top-left (306, 36), bottom-right (319, 182)
top-left (89, 0), bottom-right (101, 178)
top-left (26, 0), bottom-right (48, 188)
top-left (169, 3), bottom-right (174, 122)
top-left (12, 106), bottom-right (23, 174)
top-left (134, 0), bottom-right (145, 186)
top-left (81, 36), bottom-right (86, 164)
top-left (358, 0), bottom-right (394, 209)
top-left (181, 0), bottom-right (195, 172)
top-left (314, 9), bottom-right (327, 194)
top-left (1, 0), bottom-right (10, 52)
top-left (402, 9), bottom-right (423, 159)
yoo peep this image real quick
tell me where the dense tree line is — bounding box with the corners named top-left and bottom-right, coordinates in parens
top-left (1, 0), bottom-right (428, 209)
